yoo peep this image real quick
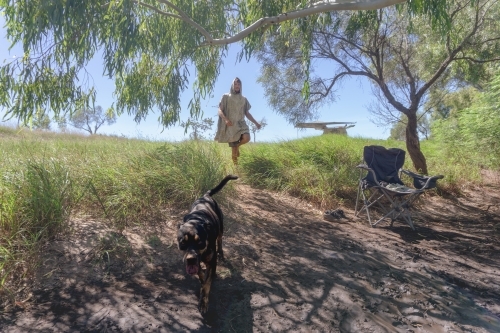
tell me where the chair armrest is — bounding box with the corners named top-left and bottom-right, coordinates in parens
top-left (400, 169), bottom-right (444, 189)
top-left (356, 164), bottom-right (370, 170)
top-left (356, 164), bottom-right (381, 185)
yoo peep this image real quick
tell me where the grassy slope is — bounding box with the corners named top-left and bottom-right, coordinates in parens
top-left (239, 134), bottom-right (481, 206)
top-left (0, 126), bottom-right (489, 306)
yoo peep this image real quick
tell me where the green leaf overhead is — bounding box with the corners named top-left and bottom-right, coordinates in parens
top-left (255, 0), bottom-right (499, 173)
top-left (0, 0), bottom-right (465, 127)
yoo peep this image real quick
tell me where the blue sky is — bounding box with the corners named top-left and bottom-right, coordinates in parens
top-left (0, 15), bottom-right (388, 142)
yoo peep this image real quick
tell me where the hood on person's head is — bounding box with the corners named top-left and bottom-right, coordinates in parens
top-left (230, 77), bottom-right (242, 94)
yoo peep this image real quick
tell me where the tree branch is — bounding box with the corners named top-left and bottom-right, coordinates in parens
top-left (155, 0), bottom-right (213, 42)
top-left (198, 0), bottom-right (405, 46)
top-left (131, 1), bottom-right (214, 42)
top-left (454, 56), bottom-right (500, 63)
top-left (136, 1), bottom-right (183, 20)
top-left (397, 42), bottom-right (417, 106)
top-left (416, 2), bottom-right (482, 100)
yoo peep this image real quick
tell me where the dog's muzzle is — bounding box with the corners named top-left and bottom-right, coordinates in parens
top-left (185, 253), bottom-right (199, 275)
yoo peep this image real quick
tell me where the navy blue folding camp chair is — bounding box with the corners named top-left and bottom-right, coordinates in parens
top-left (355, 145), bottom-right (444, 230)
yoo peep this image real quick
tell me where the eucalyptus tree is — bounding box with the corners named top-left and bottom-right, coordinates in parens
top-left (70, 105), bottom-right (117, 134)
top-left (250, 117), bottom-right (267, 142)
top-left (180, 117), bottom-right (214, 140)
top-left (257, 0), bottom-right (500, 173)
top-left (31, 109), bottom-right (52, 130)
top-left (0, 1), bottom-right (474, 157)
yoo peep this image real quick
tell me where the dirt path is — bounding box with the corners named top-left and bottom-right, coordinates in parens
top-left (1, 178), bottom-right (500, 332)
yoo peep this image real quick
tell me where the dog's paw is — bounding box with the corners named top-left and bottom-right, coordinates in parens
top-left (198, 298), bottom-right (209, 315)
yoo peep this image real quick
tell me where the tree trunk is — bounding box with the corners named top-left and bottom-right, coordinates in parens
top-left (405, 112), bottom-right (428, 174)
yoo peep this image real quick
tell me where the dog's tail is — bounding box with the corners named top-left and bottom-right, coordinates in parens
top-left (207, 175), bottom-right (238, 196)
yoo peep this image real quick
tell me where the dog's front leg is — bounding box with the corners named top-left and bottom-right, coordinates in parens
top-left (216, 233), bottom-right (224, 261)
top-left (198, 254), bottom-right (216, 314)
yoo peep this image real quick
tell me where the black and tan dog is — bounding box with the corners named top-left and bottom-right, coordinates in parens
top-left (177, 175), bottom-right (238, 314)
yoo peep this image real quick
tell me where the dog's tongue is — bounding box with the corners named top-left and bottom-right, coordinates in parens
top-left (186, 265), bottom-right (198, 275)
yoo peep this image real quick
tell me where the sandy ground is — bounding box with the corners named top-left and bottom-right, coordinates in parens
top-left (1, 175), bottom-right (500, 332)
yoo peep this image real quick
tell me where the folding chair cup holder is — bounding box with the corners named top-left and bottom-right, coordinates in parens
top-left (354, 145), bottom-right (444, 230)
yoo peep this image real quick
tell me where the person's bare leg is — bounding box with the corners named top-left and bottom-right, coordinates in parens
top-left (235, 133), bottom-right (251, 159)
top-left (238, 133), bottom-right (251, 148)
top-left (231, 146), bottom-right (238, 164)
top-left (231, 134), bottom-right (250, 164)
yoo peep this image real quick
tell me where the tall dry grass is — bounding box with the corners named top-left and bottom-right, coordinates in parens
top-left (0, 128), bottom-right (235, 305)
top-left (0, 126), bottom-right (492, 307)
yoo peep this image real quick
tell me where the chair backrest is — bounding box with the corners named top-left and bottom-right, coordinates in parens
top-left (363, 145), bottom-right (405, 186)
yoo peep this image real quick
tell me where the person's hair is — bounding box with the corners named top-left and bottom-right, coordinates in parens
top-left (234, 77), bottom-right (241, 84)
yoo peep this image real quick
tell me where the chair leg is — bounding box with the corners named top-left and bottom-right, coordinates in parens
top-left (399, 195), bottom-right (419, 230)
top-left (374, 208), bottom-right (399, 227)
top-left (357, 187), bottom-right (420, 230)
top-left (362, 190), bottom-right (374, 227)
top-left (365, 201), bottom-right (374, 228)
top-left (403, 214), bottom-right (415, 230)
top-left (371, 193), bottom-right (409, 229)
top-left (387, 196), bottom-right (416, 230)
top-left (355, 182), bottom-right (361, 215)
top-left (356, 187), bottom-right (376, 227)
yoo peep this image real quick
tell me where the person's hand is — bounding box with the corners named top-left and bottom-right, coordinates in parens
top-left (256, 123), bottom-right (262, 130)
top-left (225, 119), bottom-right (233, 126)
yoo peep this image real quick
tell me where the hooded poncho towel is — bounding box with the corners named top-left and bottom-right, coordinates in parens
top-left (214, 78), bottom-right (251, 144)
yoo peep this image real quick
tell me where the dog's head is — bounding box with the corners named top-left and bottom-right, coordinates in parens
top-left (177, 221), bottom-right (208, 275)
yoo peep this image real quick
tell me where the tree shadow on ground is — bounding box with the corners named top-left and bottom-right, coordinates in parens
top-left (218, 187), bottom-right (500, 332)
top-left (1, 184), bottom-right (500, 332)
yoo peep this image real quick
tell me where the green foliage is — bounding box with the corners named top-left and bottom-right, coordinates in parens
top-left (0, 130), bottom-right (236, 299)
top-left (1, 159), bottom-right (74, 243)
top-left (250, 117), bottom-right (267, 142)
top-left (0, 124), bottom-right (496, 303)
top-left (0, 158), bottom-right (74, 297)
top-left (0, 0), bottom-right (475, 128)
top-left (20, 160), bottom-right (73, 240)
top-left (257, 0), bottom-right (500, 174)
top-left (389, 112), bottom-right (430, 141)
top-left (432, 70), bottom-right (500, 168)
top-left (81, 140), bottom-right (232, 228)
top-left (26, 140), bottom-right (229, 230)
top-left (69, 105), bottom-right (117, 134)
top-left (239, 135), bottom-right (387, 206)
top-left (425, 87), bottom-right (479, 121)
top-left (180, 117), bottom-right (214, 140)
top-left (403, 0), bottom-right (451, 31)
top-left (146, 142), bottom-right (229, 202)
top-left (389, 120), bottom-right (407, 141)
top-left (29, 108), bottom-right (52, 130)
top-left (257, 37), bottom-right (319, 124)
top-left (238, 132), bottom-right (491, 203)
